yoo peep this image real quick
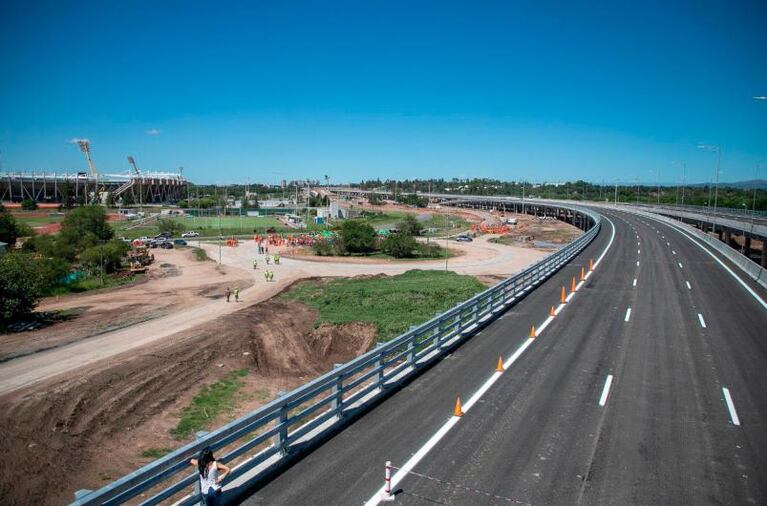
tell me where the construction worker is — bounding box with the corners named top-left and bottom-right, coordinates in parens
top-left (225, 287), bottom-right (231, 303)
top-left (274, 253), bottom-right (280, 265)
top-left (253, 259), bottom-right (258, 270)
top-left (264, 270), bottom-right (269, 282)
top-left (268, 270), bottom-right (274, 282)
top-left (234, 287), bottom-right (239, 302)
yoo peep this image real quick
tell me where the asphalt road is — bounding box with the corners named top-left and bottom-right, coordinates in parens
top-left (241, 209), bottom-right (767, 505)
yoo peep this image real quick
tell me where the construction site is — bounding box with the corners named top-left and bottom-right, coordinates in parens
top-left (0, 189), bottom-right (584, 504)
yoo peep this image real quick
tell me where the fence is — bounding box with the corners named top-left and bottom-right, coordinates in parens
top-left (73, 204), bottom-right (602, 506)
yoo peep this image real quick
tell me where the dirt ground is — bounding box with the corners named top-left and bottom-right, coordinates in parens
top-left (0, 296), bottom-right (376, 505)
top-left (0, 204), bottom-right (582, 504)
top-left (0, 247), bottom-right (253, 363)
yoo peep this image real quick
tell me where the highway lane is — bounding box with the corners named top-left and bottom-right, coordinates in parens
top-left (388, 209), bottom-right (766, 505)
top-left (241, 209), bottom-right (767, 505)
top-left (239, 213), bottom-right (616, 505)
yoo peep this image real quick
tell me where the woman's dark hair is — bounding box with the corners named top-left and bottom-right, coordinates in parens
top-left (197, 447), bottom-right (215, 478)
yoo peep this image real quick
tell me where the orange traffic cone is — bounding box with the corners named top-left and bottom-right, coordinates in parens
top-left (496, 356), bottom-right (504, 372)
top-left (571, 276), bottom-right (577, 293)
top-left (530, 324), bottom-right (537, 338)
top-left (560, 286), bottom-right (566, 303)
top-left (580, 267), bottom-right (585, 281)
top-left (589, 258), bottom-right (594, 271)
top-left (454, 396), bottom-right (464, 417)
top-left (550, 306), bottom-right (556, 317)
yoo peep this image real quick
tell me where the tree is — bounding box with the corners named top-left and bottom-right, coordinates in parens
top-left (157, 217), bottom-right (185, 236)
top-left (381, 233), bottom-right (417, 258)
top-left (59, 205), bottom-right (114, 251)
top-left (368, 193), bottom-right (383, 205)
top-left (20, 199), bottom-right (38, 211)
top-left (0, 206), bottom-right (34, 246)
top-left (80, 240), bottom-right (130, 274)
top-left (398, 214), bottom-right (423, 237)
top-left (0, 253), bottom-right (49, 323)
top-left (339, 220), bottom-right (376, 254)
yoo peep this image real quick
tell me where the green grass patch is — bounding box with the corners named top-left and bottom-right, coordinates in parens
top-left (46, 273), bottom-right (142, 296)
top-left (281, 270), bottom-right (486, 340)
top-left (12, 214), bottom-right (65, 226)
top-left (141, 447), bottom-right (173, 458)
top-left (191, 247), bottom-right (210, 261)
top-left (171, 369), bottom-right (249, 440)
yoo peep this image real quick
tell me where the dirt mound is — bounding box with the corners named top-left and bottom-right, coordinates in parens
top-left (0, 299), bottom-right (376, 505)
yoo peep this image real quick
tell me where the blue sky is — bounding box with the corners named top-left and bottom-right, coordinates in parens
top-left (1, 0), bottom-right (765, 185)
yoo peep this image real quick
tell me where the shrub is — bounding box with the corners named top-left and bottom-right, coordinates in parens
top-left (339, 220), bottom-right (376, 254)
top-left (157, 217), bottom-right (185, 236)
top-left (398, 214), bottom-right (423, 237)
top-left (80, 240), bottom-right (130, 274)
top-left (381, 233), bottom-right (417, 258)
top-left (312, 238), bottom-right (334, 256)
top-left (0, 206), bottom-right (33, 246)
top-left (20, 199), bottom-right (38, 211)
top-left (415, 242), bottom-right (445, 258)
top-left (0, 253), bottom-right (49, 323)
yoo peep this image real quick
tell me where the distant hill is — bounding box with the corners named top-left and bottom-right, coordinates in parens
top-left (686, 179), bottom-right (767, 190)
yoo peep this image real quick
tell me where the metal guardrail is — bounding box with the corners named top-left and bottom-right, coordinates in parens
top-left (73, 204), bottom-right (602, 506)
top-left (615, 205), bottom-right (767, 290)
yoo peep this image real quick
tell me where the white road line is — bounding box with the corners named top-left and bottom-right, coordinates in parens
top-left (653, 218), bottom-right (767, 311)
top-left (637, 241), bottom-right (640, 246)
top-left (624, 308), bottom-right (632, 322)
top-left (637, 249), bottom-right (640, 255)
top-left (632, 278), bottom-right (637, 287)
top-left (685, 281), bottom-right (691, 290)
top-left (636, 260), bottom-right (640, 267)
top-left (599, 375), bottom-right (614, 407)
top-left (678, 262), bottom-right (683, 268)
top-left (722, 387), bottom-right (741, 426)
top-left (698, 313), bottom-right (706, 328)
top-left (667, 241), bottom-right (670, 246)
top-left (672, 250), bottom-right (677, 255)
top-left (364, 219), bottom-right (620, 506)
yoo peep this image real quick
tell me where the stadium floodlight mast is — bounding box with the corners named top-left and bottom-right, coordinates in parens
top-left (697, 144), bottom-right (721, 233)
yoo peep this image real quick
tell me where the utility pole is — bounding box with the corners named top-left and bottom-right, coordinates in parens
top-left (614, 181), bottom-right (618, 206)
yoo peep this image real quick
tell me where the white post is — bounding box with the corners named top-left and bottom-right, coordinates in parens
top-left (381, 460), bottom-right (395, 501)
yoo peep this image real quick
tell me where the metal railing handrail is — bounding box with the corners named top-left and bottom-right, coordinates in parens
top-left (74, 203), bottom-right (602, 506)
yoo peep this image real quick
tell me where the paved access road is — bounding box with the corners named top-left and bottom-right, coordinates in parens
top-left (241, 209), bottom-right (767, 505)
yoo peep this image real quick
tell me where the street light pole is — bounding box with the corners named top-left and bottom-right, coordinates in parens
top-left (698, 144), bottom-right (721, 233)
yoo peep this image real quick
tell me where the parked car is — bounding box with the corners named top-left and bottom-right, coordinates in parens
top-left (455, 235), bottom-right (473, 242)
top-left (173, 239), bottom-right (187, 246)
top-left (160, 241), bottom-right (174, 249)
top-left (155, 232), bottom-right (172, 240)
top-left (181, 231), bottom-right (199, 238)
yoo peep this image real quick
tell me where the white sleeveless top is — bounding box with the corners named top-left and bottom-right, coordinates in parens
top-left (200, 462), bottom-right (220, 493)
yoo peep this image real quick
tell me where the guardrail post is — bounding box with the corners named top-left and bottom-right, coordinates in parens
top-left (407, 336), bottom-right (416, 367)
top-left (331, 372), bottom-right (344, 416)
top-left (377, 350), bottom-right (386, 389)
top-left (274, 404), bottom-right (289, 455)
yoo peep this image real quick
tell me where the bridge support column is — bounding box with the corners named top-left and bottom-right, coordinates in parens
top-left (743, 236), bottom-right (752, 257)
top-left (723, 230), bottom-right (733, 247)
top-left (761, 242), bottom-right (767, 268)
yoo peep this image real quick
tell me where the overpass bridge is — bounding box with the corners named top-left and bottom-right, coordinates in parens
top-left (72, 195), bottom-right (767, 505)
